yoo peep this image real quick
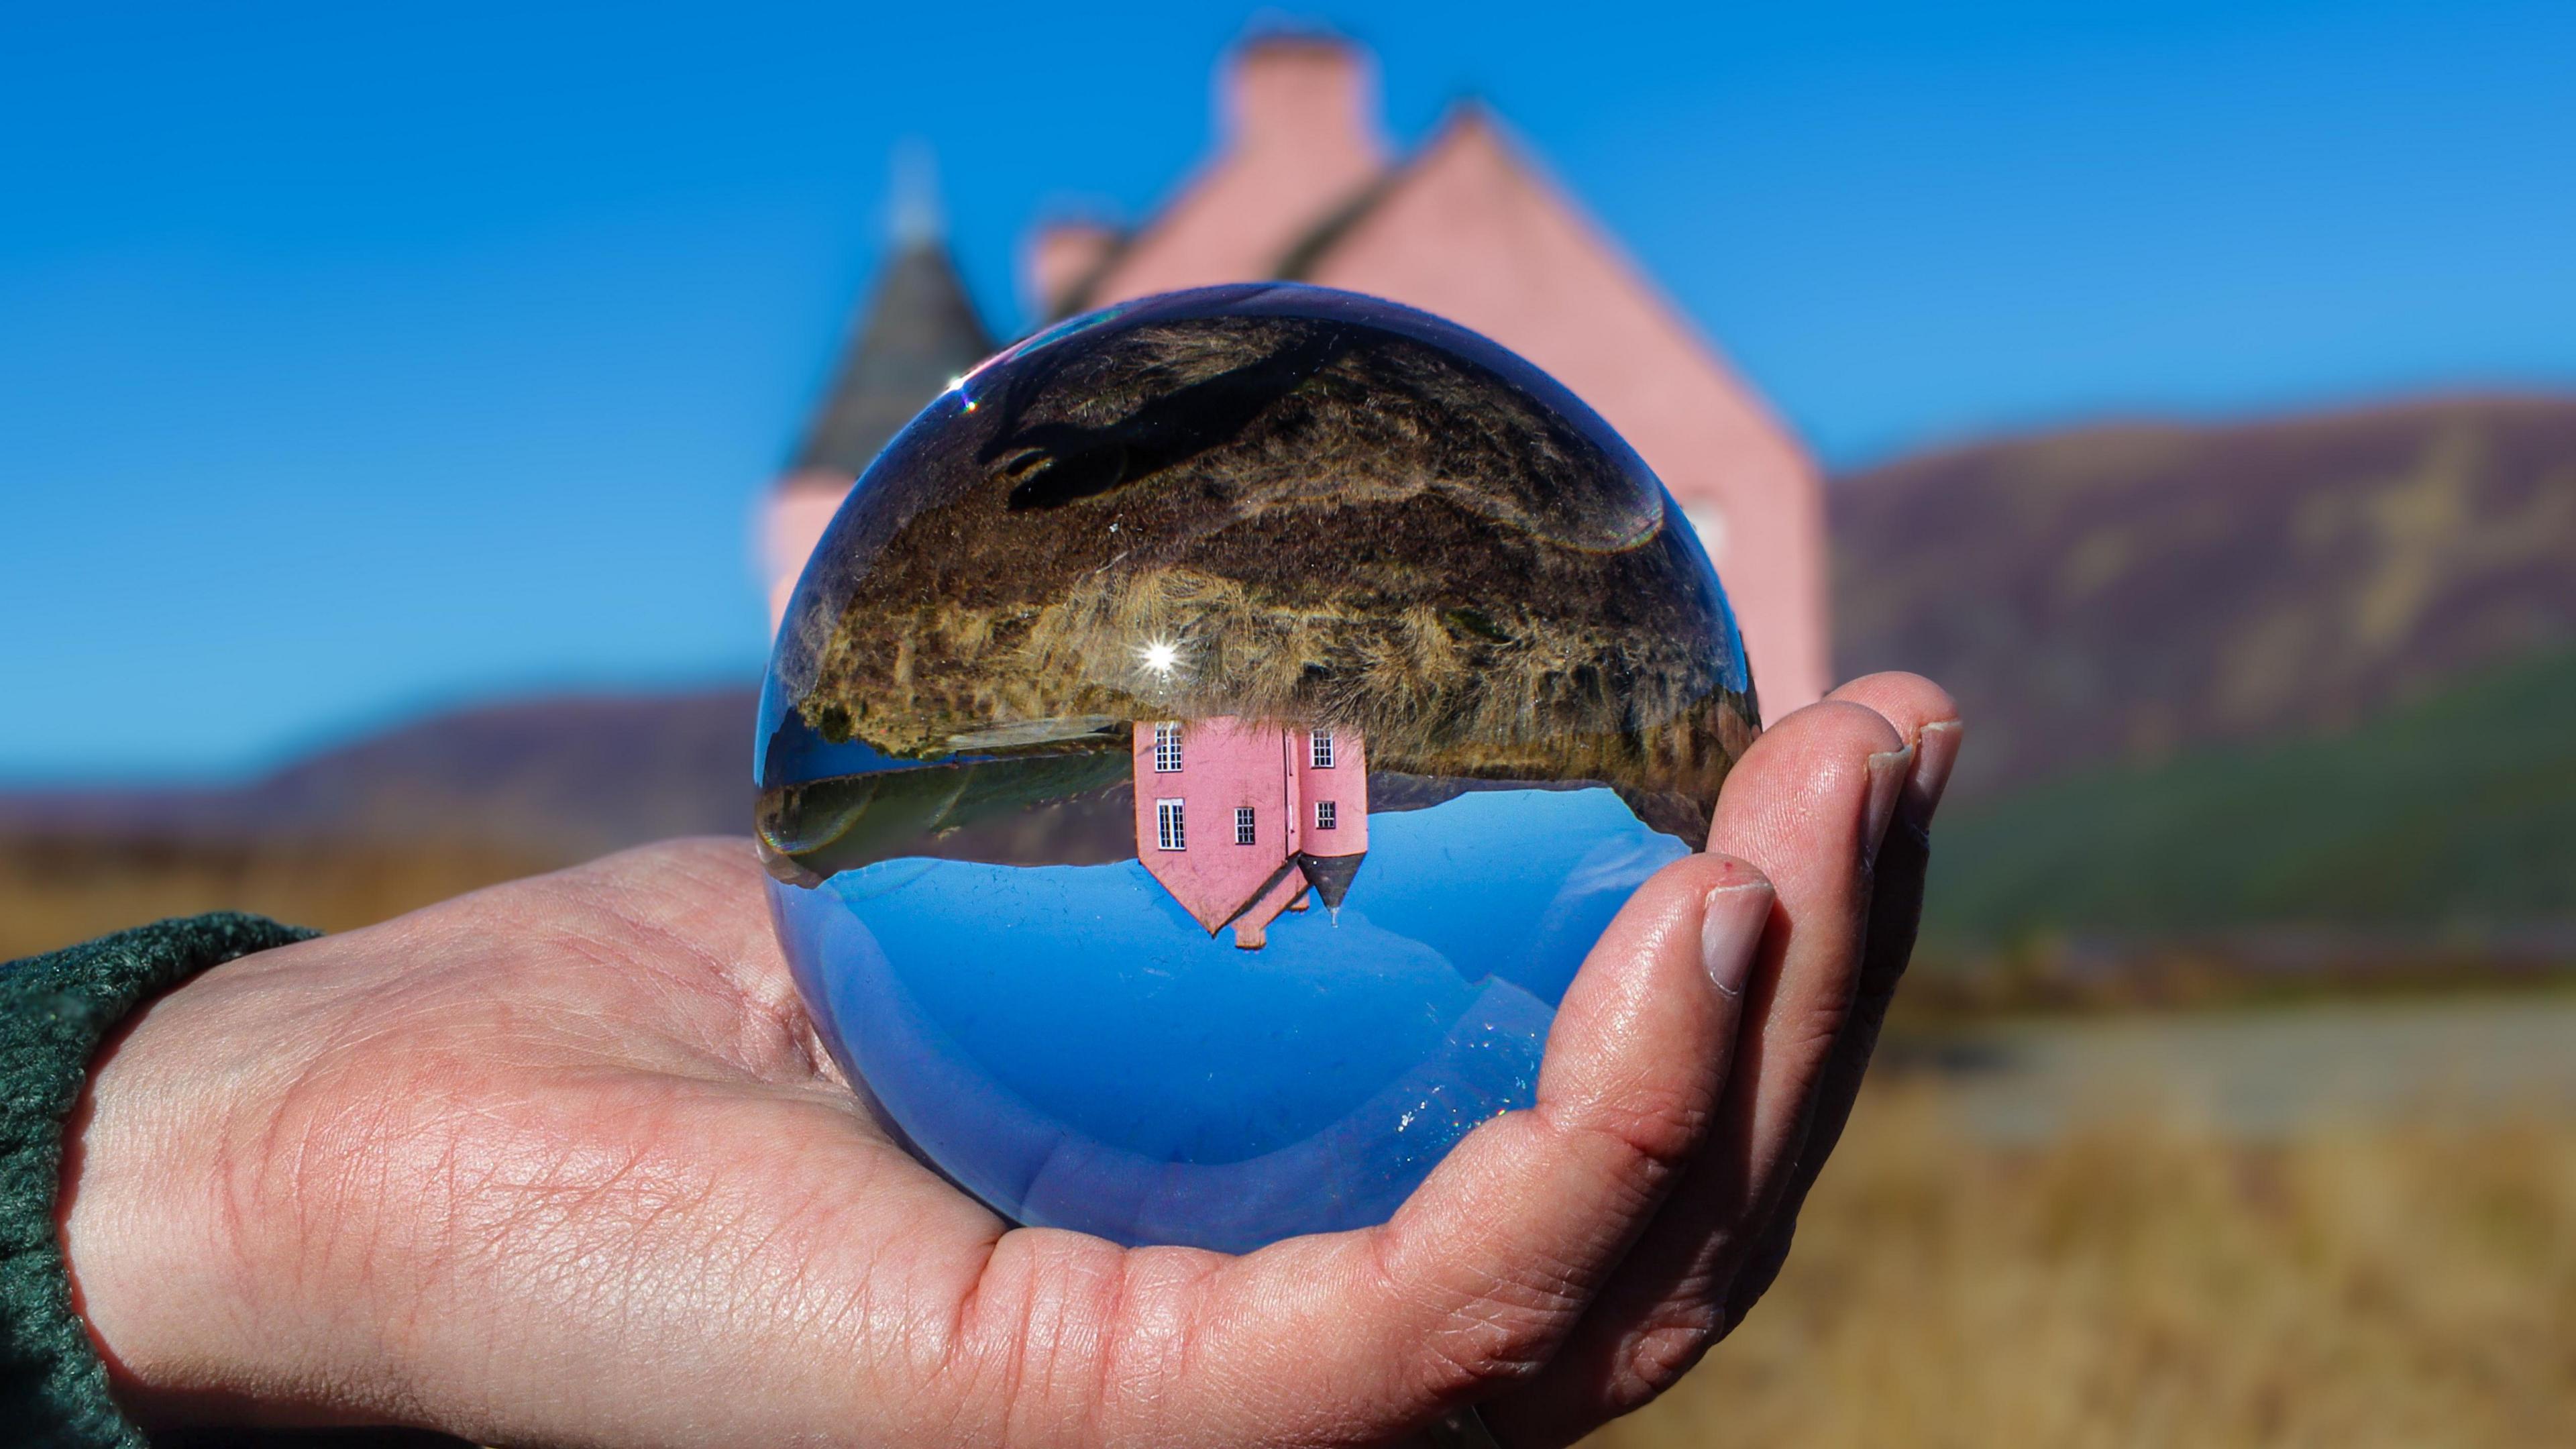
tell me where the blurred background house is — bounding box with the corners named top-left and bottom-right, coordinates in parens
top-left (763, 36), bottom-right (1829, 712)
top-left (5, 7), bottom-right (2573, 1444)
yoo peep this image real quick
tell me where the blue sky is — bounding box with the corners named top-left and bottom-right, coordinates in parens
top-left (782, 787), bottom-right (1678, 1244)
top-left (4, 1), bottom-right (2572, 782)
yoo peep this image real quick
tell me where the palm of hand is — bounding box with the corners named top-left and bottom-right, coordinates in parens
top-left (66, 675), bottom-right (1957, 1449)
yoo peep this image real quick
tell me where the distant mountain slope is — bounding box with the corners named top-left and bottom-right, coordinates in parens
top-left (1923, 645), bottom-right (2576, 954)
top-left (13, 394), bottom-right (2576, 963)
top-left (1833, 395), bottom-right (2576, 800)
top-left (0, 689), bottom-right (759, 859)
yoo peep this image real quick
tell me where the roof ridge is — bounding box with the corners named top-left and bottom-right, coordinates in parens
top-left (1268, 101), bottom-right (1507, 283)
top-left (1271, 166), bottom-right (1403, 283)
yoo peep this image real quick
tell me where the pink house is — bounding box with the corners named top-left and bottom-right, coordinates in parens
top-left (766, 34), bottom-right (1829, 714)
top-left (1129, 716), bottom-right (1369, 949)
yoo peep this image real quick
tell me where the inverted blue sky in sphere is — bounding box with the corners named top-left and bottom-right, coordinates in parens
top-left (777, 786), bottom-right (1690, 1246)
top-left (3, 0), bottom-right (2572, 780)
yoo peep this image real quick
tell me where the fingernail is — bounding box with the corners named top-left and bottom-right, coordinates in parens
top-left (1863, 741), bottom-right (1914, 853)
top-left (1908, 720), bottom-right (1964, 825)
top-left (1701, 877), bottom-right (1772, 999)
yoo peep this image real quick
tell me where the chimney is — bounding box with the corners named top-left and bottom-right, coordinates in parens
top-left (1224, 32), bottom-right (1380, 154)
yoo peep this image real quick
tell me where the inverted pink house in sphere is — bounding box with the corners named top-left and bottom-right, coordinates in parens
top-left (765, 32), bottom-right (1829, 716)
top-left (1130, 717), bottom-right (1369, 950)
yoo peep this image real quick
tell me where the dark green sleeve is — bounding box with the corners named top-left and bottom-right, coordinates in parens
top-left (2, 914), bottom-right (317, 1449)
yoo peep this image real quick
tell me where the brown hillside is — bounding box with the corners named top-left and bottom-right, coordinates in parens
top-left (0, 690), bottom-right (758, 858)
top-left (1833, 395), bottom-right (2576, 800)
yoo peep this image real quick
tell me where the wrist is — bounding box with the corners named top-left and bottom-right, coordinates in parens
top-left (58, 945), bottom-right (339, 1429)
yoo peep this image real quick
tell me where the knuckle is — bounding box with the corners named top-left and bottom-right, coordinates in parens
top-left (959, 1232), bottom-right (1136, 1441)
top-left (963, 1234), bottom-right (1238, 1449)
top-left (1564, 1079), bottom-right (1713, 1188)
top-left (1417, 1297), bottom-right (1568, 1399)
top-left (1606, 1310), bottom-right (1722, 1409)
top-left (1384, 1244), bottom-right (1589, 1403)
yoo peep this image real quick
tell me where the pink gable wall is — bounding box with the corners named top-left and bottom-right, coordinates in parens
top-left (1132, 716), bottom-right (1295, 938)
top-left (1306, 113), bottom-right (1829, 713)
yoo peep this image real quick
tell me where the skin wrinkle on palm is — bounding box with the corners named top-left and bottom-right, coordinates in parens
top-left (56, 673), bottom-right (1955, 1448)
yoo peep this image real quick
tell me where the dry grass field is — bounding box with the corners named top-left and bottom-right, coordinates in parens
top-left (1598, 1079), bottom-right (2576, 1449)
top-left (0, 835), bottom-right (555, 961)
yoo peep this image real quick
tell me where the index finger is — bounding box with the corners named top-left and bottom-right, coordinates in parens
top-left (1721, 672), bottom-right (1962, 1318)
top-left (1479, 694), bottom-right (1913, 1441)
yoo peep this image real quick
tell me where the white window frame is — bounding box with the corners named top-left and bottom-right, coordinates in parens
top-left (1234, 806), bottom-right (1256, 845)
top-left (1309, 729), bottom-right (1336, 769)
top-left (1156, 798), bottom-right (1186, 851)
top-left (1152, 722), bottom-right (1183, 773)
top-left (1315, 799), bottom-right (1338, 830)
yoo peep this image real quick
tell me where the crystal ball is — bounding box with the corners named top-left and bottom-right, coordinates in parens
top-left (758, 283), bottom-right (1758, 1251)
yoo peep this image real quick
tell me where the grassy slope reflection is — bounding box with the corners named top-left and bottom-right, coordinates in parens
top-left (775, 787), bottom-right (1685, 1246)
top-left (759, 747), bottom-right (1135, 881)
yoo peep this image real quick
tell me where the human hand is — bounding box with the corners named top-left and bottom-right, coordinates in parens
top-left (58, 673), bottom-right (1957, 1448)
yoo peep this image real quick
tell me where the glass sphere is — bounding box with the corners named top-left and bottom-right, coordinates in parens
top-left (759, 283), bottom-right (1758, 1252)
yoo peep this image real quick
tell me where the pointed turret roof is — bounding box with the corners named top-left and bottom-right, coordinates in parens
top-left (790, 220), bottom-right (995, 480)
top-left (1295, 850), bottom-right (1365, 911)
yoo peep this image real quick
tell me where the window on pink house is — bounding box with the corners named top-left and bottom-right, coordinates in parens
top-left (1315, 800), bottom-right (1338, 830)
top-left (1153, 722), bottom-right (1183, 773)
top-left (1156, 799), bottom-right (1186, 851)
top-left (1309, 729), bottom-right (1336, 768)
top-left (1234, 806), bottom-right (1256, 845)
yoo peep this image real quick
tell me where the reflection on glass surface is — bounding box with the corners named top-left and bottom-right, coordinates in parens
top-left (758, 282), bottom-right (1760, 1251)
